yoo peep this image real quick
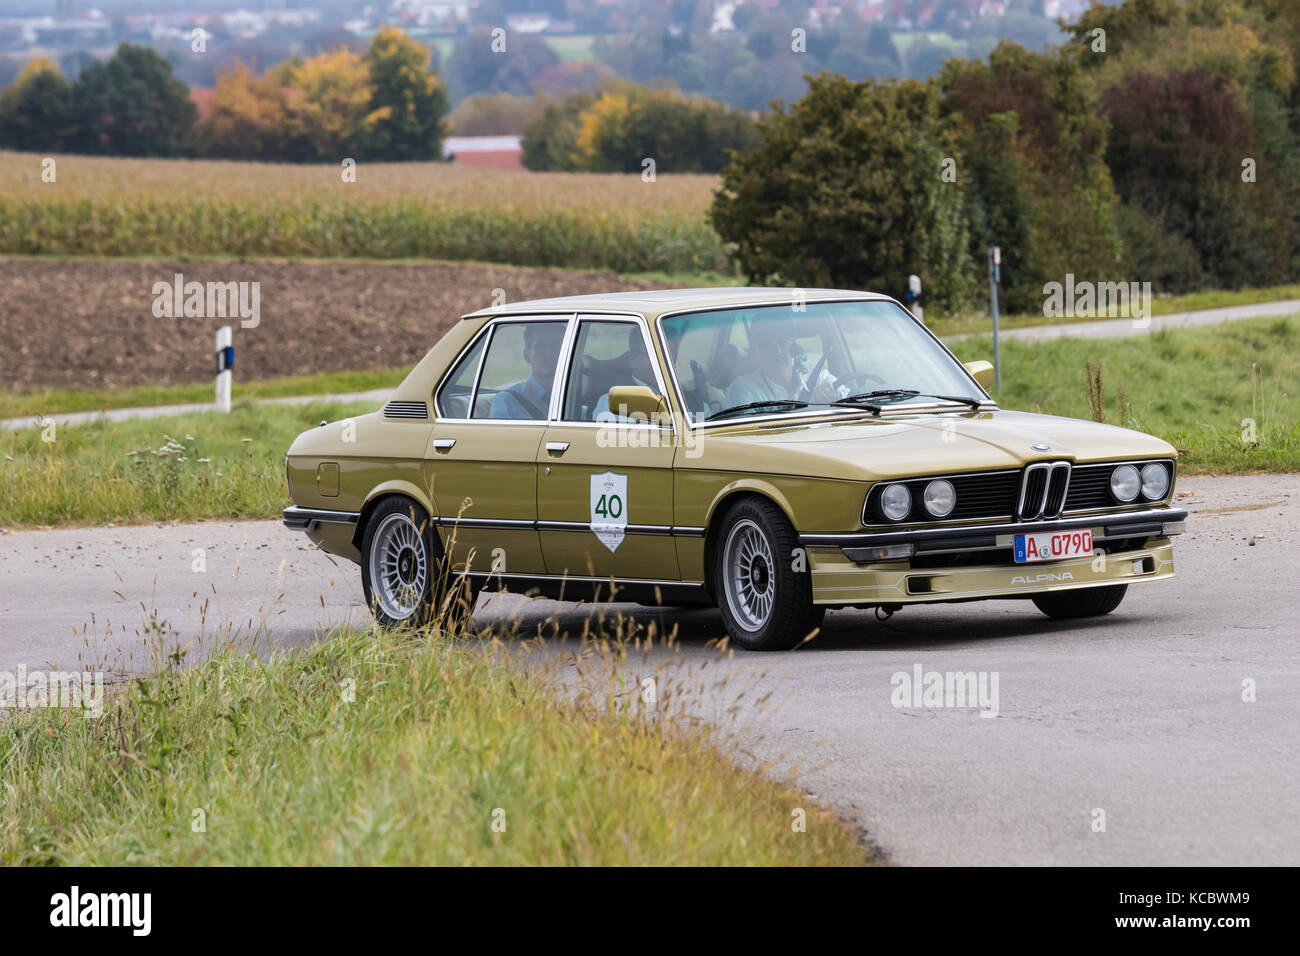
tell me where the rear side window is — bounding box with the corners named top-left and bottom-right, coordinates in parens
top-left (472, 320), bottom-right (567, 420)
top-left (436, 333), bottom-right (487, 419)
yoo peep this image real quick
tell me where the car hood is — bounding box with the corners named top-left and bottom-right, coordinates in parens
top-left (689, 408), bottom-right (1177, 481)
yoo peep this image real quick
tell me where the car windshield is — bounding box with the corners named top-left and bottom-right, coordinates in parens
top-left (660, 300), bottom-right (986, 424)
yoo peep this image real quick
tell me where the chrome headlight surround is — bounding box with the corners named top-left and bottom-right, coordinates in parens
top-left (1109, 464), bottom-right (1141, 503)
top-left (922, 479), bottom-right (956, 518)
top-left (879, 483), bottom-right (912, 522)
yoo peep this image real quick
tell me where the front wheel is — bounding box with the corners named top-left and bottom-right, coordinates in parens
top-left (1031, 584), bottom-right (1127, 620)
top-left (713, 497), bottom-right (824, 650)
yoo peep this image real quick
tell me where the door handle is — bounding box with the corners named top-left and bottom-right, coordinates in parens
top-left (432, 439), bottom-right (456, 452)
top-left (545, 441), bottom-right (570, 455)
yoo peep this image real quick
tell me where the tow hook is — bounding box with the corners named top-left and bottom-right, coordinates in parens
top-left (875, 604), bottom-right (901, 622)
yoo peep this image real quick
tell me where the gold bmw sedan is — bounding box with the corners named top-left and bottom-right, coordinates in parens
top-left (284, 288), bottom-right (1187, 650)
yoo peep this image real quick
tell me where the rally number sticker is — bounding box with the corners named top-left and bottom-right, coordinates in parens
top-left (590, 471), bottom-right (628, 553)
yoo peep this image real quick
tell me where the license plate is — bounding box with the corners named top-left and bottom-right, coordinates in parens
top-left (1013, 529), bottom-right (1093, 563)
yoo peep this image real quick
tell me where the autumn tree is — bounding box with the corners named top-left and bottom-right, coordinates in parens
top-left (202, 60), bottom-right (292, 160)
top-left (284, 48), bottom-right (386, 161)
top-left (366, 26), bottom-right (450, 161)
top-left (0, 59), bottom-right (76, 151)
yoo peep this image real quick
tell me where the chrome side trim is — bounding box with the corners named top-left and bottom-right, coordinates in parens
top-left (436, 517), bottom-right (535, 530)
top-left (464, 571), bottom-right (704, 587)
top-left (438, 516), bottom-right (704, 537)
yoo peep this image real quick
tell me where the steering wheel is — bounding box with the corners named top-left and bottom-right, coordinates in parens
top-left (830, 370), bottom-right (889, 390)
top-left (798, 360), bottom-right (888, 401)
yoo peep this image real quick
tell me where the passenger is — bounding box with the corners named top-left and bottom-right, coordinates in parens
top-left (490, 323), bottom-right (565, 419)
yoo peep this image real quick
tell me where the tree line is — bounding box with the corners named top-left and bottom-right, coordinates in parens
top-left (0, 28), bottom-right (450, 163)
top-left (713, 0), bottom-right (1300, 306)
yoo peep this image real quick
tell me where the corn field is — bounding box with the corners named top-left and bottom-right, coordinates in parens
top-left (0, 152), bottom-right (729, 273)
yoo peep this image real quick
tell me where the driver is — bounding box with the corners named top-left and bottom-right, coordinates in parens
top-left (724, 316), bottom-right (840, 407)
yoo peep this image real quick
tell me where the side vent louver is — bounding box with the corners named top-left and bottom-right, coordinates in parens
top-left (383, 401), bottom-right (429, 420)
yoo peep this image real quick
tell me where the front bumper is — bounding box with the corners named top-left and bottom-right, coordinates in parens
top-left (809, 539), bottom-right (1175, 606)
top-left (804, 506), bottom-right (1186, 607)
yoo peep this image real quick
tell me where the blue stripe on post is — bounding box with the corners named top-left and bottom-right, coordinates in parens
top-left (216, 345), bottom-right (234, 373)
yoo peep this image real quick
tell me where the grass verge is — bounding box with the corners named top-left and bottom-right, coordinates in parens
top-left (0, 367), bottom-right (410, 420)
top-left (0, 623), bottom-right (866, 865)
top-left (948, 316), bottom-right (1300, 474)
top-left (0, 399), bottom-right (372, 527)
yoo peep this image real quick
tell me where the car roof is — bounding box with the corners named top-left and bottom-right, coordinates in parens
top-left (462, 287), bottom-right (897, 321)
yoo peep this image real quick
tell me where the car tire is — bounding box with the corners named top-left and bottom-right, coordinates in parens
top-left (360, 496), bottom-right (479, 629)
top-left (713, 496), bottom-right (825, 650)
top-left (1031, 584), bottom-right (1128, 620)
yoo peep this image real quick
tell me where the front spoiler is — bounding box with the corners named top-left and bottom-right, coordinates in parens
top-left (807, 538), bottom-right (1175, 607)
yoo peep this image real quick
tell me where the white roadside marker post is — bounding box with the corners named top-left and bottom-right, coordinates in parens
top-left (215, 326), bottom-right (233, 413)
top-left (988, 245), bottom-right (1002, 388)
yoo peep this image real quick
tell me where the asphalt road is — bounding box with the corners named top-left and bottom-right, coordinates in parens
top-left (2, 474), bottom-right (1296, 865)
top-left (947, 297), bottom-right (1300, 342)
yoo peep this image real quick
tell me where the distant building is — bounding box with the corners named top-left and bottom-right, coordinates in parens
top-left (442, 135), bottom-right (524, 171)
top-left (189, 87), bottom-right (216, 125)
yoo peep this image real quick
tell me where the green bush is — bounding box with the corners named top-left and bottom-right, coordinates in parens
top-left (711, 74), bottom-right (978, 311)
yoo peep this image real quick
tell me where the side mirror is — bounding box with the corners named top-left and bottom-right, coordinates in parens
top-left (607, 385), bottom-right (670, 424)
top-left (964, 360), bottom-right (995, 390)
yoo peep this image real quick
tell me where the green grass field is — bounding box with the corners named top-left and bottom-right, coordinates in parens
top-left (0, 623), bottom-right (866, 865)
top-left (948, 317), bottom-right (1300, 474)
top-left (0, 399), bottom-right (373, 527)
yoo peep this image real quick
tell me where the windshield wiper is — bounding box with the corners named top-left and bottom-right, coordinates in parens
top-left (706, 399), bottom-right (809, 422)
top-left (834, 389), bottom-right (984, 411)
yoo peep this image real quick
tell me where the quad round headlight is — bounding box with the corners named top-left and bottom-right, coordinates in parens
top-left (880, 483), bottom-right (912, 521)
top-left (1140, 462), bottom-right (1170, 500)
top-left (923, 479), bottom-right (956, 518)
top-left (1110, 464), bottom-right (1141, 502)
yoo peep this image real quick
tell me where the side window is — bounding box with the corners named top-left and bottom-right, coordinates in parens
top-left (435, 333), bottom-right (487, 419)
top-left (562, 321), bottom-right (658, 422)
top-left (472, 320), bottom-right (567, 420)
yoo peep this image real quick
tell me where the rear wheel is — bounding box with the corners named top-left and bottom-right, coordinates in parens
top-left (713, 497), bottom-right (824, 650)
top-left (1031, 584), bottom-right (1127, 619)
top-left (361, 497), bottom-right (480, 629)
